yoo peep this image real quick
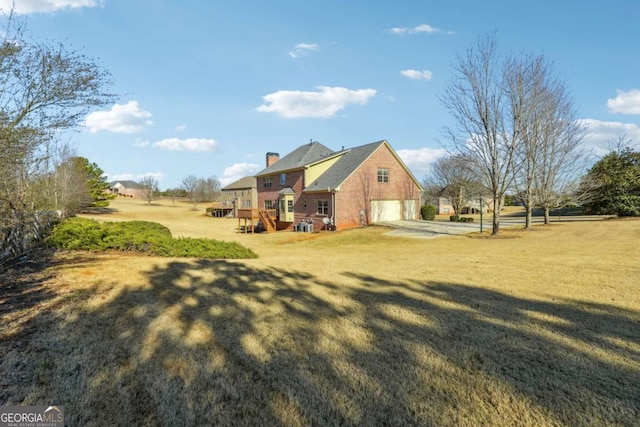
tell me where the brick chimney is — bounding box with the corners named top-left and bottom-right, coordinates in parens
top-left (266, 152), bottom-right (279, 167)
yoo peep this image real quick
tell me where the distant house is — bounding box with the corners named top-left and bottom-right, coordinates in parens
top-left (438, 196), bottom-right (496, 215)
top-left (221, 176), bottom-right (257, 217)
top-left (108, 180), bottom-right (144, 198)
top-left (249, 140), bottom-right (422, 232)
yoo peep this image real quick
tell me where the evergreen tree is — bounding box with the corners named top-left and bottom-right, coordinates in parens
top-left (70, 156), bottom-right (116, 209)
top-left (580, 148), bottom-right (640, 216)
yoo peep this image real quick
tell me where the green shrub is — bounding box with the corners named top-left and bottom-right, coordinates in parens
top-left (165, 237), bottom-right (257, 259)
top-left (449, 214), bottom-right (460, 222)
top-left (48, 218), bottom-right (257, 259)
top-left (460, 217), bottom-right (474, 223)
top-left (47, 217), bottom-right (107, 250)
top-left (100, 221), bottom-right (172, 252)
top-left (420, 205), bottom-right (436, 221)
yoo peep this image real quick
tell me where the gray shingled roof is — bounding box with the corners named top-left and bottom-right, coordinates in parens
top-left (255, 141), bottom-right (334, 176)
top-left (110, 180), bottom-right (143, 189)
top-left (221, 176), bottom-right (256, 191)
top-left (304, 141), bottom-right (385, 192)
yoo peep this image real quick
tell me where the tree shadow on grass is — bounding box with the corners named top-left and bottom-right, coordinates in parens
top-left (0, 250), bottom-right (96, 333)
top-left (344, 273), bottom-right (640, 424)
top-left (2, 257), bottom-right (639, 426)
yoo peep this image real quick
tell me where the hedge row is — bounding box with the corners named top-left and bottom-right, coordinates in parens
top-left (48, 217), bottom-right (258, 259)
top-left (449, 215), bottom-right (474, 223)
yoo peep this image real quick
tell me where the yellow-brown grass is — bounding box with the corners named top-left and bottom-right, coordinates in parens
top-left (1, 197), bottom-right (639, 426)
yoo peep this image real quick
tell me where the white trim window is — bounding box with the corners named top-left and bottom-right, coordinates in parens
top-left (317, 200), bottom-right (328, 215)
top-left (377, 168), bottom-right (389, 183)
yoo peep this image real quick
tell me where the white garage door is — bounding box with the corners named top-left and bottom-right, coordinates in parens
top-left (371, 200), bottom-right (402, 222)
top-left (371, 200), bottom-right (418, 222)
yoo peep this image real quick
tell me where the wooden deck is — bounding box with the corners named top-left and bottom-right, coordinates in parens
top-left (237, 209), bottom-right (277, 233)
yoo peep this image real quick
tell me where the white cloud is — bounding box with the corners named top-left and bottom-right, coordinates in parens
top-left (0, 0), bottom-right (102, 14)
top-left (607, 89), bottom-right (640, 114)
top-left (175, 123), bottom-right (187, 131)
top-left (257, 86), bottom-right (377, 119)
top-left (152, 137), bottom-right (218, 151)
top-left (579, 118), bottom-right (640, 155)
top-left (396, 147), bottom-right (448, 175)
top-left (133, 139), bottom-right (149, 147)
top-left (84, 101), bottom-right (153, 134)
top-left (288, 43), bottom-right (319, 59)
top-left (223, 163), bottom-right (261, 177)
top-left (389, 24), bottom-right (452, 36)
top-left (220, 163), bottom-right (261, 186)
top-left (105, 172), bottom-right (166, 182)
top-left (400, 69), bottom-right (433, 81)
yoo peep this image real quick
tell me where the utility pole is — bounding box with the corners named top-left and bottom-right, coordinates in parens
top-left (479, 196), bottom-right (483, 233)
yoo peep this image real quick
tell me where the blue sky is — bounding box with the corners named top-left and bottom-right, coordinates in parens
top-left (5, 0), bottom-right (640, 189)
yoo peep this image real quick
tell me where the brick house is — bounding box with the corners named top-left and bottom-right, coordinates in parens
top-left (253, 140), bottom-right (422, 232)
top-left (108, 180), bottom-right (144, 198)
top-left (221, 176), bottom-right (257, 217)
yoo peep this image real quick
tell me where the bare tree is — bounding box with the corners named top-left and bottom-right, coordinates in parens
top-left (507, 54), bottom-right (586, 227)
top-left (139, 176), bottom-right (159, 205)
top-left (50, 144), bottom-right (90, 217)
top-left (165, 188), bottom-right (179, 206)
top-left (534, 103), bottom-right (586, 224)
top-left (507, 55), bottom-right (545, 228)
top-left (440, 34), bottom-right (519, 235)
top-left (605, 133), bottom-right (633, 155)
top-left (428, 154), bottom-right (484, 216)
top-left (420, 176), bottom-right (440, 207)
top-left (0, 12), bottom-right (113, 265)
top-left (181, 174), bottom-right (199, 208)
top-left (196, 176), bottom-right (221, 203)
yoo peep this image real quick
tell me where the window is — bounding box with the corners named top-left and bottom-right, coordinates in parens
top-left (287, 199), bottom-right (294, 213)
top-left (244, 199), bottom-right (251, 208)
top-left (280, 173), bottom-right (286, 186)
top-left (264, 176), bottom-right (272, 188)
top-left (377, 168), bottom-right (389, 183)
top-left (264, 200), bottom-right (273, 210)
top-left (317, 200), bottom-right (329, 215)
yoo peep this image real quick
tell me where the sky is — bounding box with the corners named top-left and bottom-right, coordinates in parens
top-left (4, 0), bottom-right (640, 189)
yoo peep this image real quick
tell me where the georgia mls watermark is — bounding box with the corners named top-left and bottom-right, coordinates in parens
top-left (0, 406), bottom-right (64, 427)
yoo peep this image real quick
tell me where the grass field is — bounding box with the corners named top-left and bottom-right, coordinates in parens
top-left (1, 197), bottom-right (639, 426)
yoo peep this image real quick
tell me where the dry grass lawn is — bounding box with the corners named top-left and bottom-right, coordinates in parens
top-left (1, 197), bottom-right (639, 426)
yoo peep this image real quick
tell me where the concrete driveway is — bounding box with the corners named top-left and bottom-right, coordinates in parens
top-left (378, 220), bottom-right (484, 239)
top-left (380, 214), bottom-right (610, 239)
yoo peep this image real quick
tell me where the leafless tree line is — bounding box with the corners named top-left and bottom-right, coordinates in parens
top-left (181, 175), bottom-right (222, 208)
top-left (439, 34), bottom-right (586, 234)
